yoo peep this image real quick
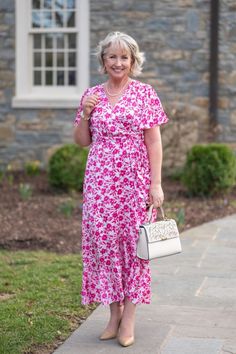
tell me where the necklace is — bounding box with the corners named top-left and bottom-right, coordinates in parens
top-left (105, 79), bottom-right (130, 97)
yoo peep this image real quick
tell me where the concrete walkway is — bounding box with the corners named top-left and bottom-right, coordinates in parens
top-left (53, 214), bottom-right (236, 354)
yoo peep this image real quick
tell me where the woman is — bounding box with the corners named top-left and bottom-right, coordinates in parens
top-left (74, 31), bottom-right (168, 347)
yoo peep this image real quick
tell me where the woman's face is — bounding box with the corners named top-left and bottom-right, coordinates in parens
top-left (103, 44), bottom-right (132, 81)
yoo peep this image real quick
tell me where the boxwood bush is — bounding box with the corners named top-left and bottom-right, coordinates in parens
top-left (48, 144), bottom-right (88, 191)
top-left (182, 143), bottom-right (236, 197)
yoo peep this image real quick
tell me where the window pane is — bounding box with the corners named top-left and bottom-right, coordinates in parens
top-left (57, 52), bottom-right (64, 67)
top-left (45, 52), bottom-right (53, 67)
top-left (34, 52), bottom-right (42, 67)
top-left (43, 0), bottom-right (52, 9)
top-left (45, 71), bottom-right (53, 85)
top-left (34, 34), bottom-right (42, 49)
top-left (66, 0), bottom-right (75, 9)
top-left (56, 34), bottom-right (64, 49)
top-left (42, 11), bottom-right (53, 27)
top-left (55, 11), bottom-right (64, 27)
top-left (68, 70), bottom-right (76, 85)
top-left (32, 0), bottom-right (41, 9)
top-left (32, 11), bottom-right (41, 28)
top-left (55, 0), bottom-right (65, 9)
top-left (45, 34), bottom-right (53, 49)
top-left (69, 52), bottom-right (76, 67)
top-left (57, 71), bottom-right (64, 85)
top-left (68, 33), bottom-right (76, 49)
top-left (34, 71), bottom-right (42, 85)
top-left (65, 11), bottom-right (75, 27)
top-left (32, 27), bottom-right (78, 88)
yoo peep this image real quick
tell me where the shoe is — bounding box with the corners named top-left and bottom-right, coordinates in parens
top-left (117, 335), bottom-right (135, 347)
top-left (100, 321), bottom-right (122, 340)
top-left (99, 329), bottom-right (118, 340)
top-left (100, 316), bottom-right (123, 340)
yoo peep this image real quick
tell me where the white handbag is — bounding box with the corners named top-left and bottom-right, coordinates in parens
top-left (137, 205), bottom-right (182, 260)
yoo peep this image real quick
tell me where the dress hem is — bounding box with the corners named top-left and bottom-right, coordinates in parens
top-left (81, 295), bottom-right (151, 307)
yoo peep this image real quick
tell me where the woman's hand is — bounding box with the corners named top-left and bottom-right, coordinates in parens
top-left (149, 184), bottom-right (164, 208)
top-left (82, 94), bottom-right (100, 117)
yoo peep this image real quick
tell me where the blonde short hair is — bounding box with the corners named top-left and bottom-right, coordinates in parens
top-left (96, 32), bottom-right (145, 77)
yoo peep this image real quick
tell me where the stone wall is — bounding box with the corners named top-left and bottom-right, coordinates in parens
top-left (0, 0), bottom-right (235, 172)
top-left (218, 0), bottom-right (236, 146)
top-left (90, 0), bottom-right (210, 171)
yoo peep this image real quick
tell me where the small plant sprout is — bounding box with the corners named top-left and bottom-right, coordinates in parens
top-left (19, 183), bottom-right (33, 200)
top-left (176, 208), bottom-right (185, 227)
top-left (6, 164), bottom-right (14, 185)
top-left (58, 199), bottom-right (76, 217)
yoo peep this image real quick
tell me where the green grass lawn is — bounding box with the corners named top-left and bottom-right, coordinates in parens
top-left (0, 250), bottom-right (96, 354)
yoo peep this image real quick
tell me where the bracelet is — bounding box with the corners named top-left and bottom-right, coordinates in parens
top-left (81, 111), bottom-right (90, 121)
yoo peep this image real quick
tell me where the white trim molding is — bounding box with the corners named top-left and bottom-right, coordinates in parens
top-left (12, 0), bottom-right (90, 109)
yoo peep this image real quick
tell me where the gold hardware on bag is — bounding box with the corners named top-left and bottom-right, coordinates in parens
top-left (160, 235), bottom-right (167, 240)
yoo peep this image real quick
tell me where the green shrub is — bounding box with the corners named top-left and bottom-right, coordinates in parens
top-left (24, 160), bottom-right (41, 176)
top-left (182, 143), bottom-right (236, 197)
top-left (48, 144), bottom-right (88, 191)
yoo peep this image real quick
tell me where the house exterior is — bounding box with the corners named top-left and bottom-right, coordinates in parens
top-left (0, 0), bottom-right (235, 172)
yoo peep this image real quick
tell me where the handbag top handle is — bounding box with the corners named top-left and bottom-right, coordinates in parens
top-left (147, 205), bottom-right (165, 223)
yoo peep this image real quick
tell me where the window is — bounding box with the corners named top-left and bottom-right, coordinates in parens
top-left (31, 0), bottom-right (77, 87)
top-left (13, 0), bottom-right (89, 108)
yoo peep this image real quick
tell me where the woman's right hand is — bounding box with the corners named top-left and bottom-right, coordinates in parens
top-left (82, 94), bottom-right (100, 117)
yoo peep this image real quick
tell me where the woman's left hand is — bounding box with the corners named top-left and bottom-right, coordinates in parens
top-left (149, 184), bottom-right (164, 208)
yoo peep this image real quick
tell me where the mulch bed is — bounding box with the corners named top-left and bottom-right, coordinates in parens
top-left (0, 171), bottom-right (236, 254)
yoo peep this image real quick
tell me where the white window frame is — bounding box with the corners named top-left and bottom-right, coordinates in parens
top-left (12, 0), bottom-right (89, 108)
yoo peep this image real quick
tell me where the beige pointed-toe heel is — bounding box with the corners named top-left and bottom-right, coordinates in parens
top-left (99, 319), bottom-right (122, 340)
top-left (117, 335), bottom-right (135, 347)
top-left (99, 329), bottom-right (118, 340)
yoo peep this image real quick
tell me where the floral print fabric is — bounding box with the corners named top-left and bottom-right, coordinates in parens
top-left (74, 80), bottom-right (168, 305)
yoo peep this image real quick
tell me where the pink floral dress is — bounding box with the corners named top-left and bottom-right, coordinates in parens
top-left (74, 80), bottom-right (168, 306)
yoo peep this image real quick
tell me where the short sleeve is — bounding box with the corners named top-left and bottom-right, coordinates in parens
top-left (139, 85), bottom-right (169, 130)
top-left (74, 88), bottom-right (89, 126)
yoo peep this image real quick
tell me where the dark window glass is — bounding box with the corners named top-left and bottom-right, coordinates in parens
top-left (45, 71), bottom-right (53, 85)
top-left (68, 70), bottom-right (76, 85)
top-left (68, 33), bottom-right (76, 49)
top-left (32, 0), bottom-right (41, 9)
top-left (57, 71), bottom-right (64, 85)
top-left (34, 34), bottom-right (42, 49)
top-left (34, 52), bottom-right (42, 67)
top-left (55, 11), bottom-right (64, 27)
top-left (56, 34), bottom-right (64, 49)
top-left (45, 52), bottom-right (53, 67)
top-left (34, 70), bottom-right (42, 85)
top-left (69, 52), bottom-right (76, 67)
top-left (45, 34), bottom-right (53, 49)
top-left (57, 52), bottom-right (64, 67)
